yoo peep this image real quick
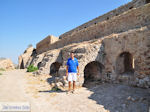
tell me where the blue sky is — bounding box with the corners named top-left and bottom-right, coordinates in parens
top-left (0, 0), bottom-right (132, 64)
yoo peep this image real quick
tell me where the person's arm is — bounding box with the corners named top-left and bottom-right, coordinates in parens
top-left (77, 66), bottom-right (79, 75)
top-left (66, 66), bottom-right (68, 76)
top-left (66, 59), bottom-right (69, 77)
top-left (76, 59), bottom-right (79, 75)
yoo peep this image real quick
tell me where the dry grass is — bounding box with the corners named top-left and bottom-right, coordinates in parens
top-left (25, 73), bottom-right (53, 98)
top-left (0, 68), bottom-right (5, 71)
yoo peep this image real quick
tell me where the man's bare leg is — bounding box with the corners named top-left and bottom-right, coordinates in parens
top-left (73, 81), bottom-right (76, 93)
top-left (68, 81), bottom-right (71, 92)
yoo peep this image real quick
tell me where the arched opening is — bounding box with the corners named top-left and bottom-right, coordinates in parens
top-left (83, 61), bottom-right (104, 87)
top-left (116, 52), bottom-right (134, 75)
top-left (37, 62), bottom-right (41, 69)
top-left (50, 62), bottom-right (62, 76)
top-left (146, 0), bottom-right (150, 3)
top-left (20, 60), bottom-right (24, 69)
top-left (129, 6), bottom-right (133, 9)
top-left (31, 49), bottom-right (37, 56)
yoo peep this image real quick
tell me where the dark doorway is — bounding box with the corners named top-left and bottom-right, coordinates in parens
top-left (116, 52), bottom-right (134, 75)
top-left (146, 0), bottom-right (150, 3)
top-left (37, 62), bottom-right (41, 69)
top-left (83, 61), bottom-right (104, 87)
top-left (50, 62), bottom-right (62, 76)
top-left (20, 60), bottom-right (24, 69)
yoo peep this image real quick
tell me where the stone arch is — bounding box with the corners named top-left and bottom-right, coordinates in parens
top-left (116, 52), bottom-right (134, 75)
top-left (20, 60), bottom-right (24, 69)
top-left (146, 0), bottom-right (150, 3)
top-left (50, 62), bottom-right (62, 76)
top-left (83, 61), bottom-right (104, 86)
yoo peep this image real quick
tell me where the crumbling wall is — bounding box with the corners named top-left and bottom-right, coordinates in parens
top-left (35, 49), bottom-right (63, 75)
top-left (30, 53), bottom-right (45, 68)
top-left (45, 25), bottom-right (150, 88)
top-left (34, 24), bottom-right (150, 88)
top-left (103, 25), bottom-right (150, 87)
top-left (18, 46), bottom-right (35, 69)
top-left (53, 40), bottom-right (106, 87)
top-left (27, 25), bottom-right (150, 88)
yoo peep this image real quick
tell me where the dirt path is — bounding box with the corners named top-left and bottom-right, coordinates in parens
top-left (0, 70), bottom-right (149, 112)
top-left (0, 70), bottom-right (28, 101)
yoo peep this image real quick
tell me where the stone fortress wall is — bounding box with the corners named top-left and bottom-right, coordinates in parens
top-left (59, 0), bottom-right (148, 39)
top-left (36, 35), bottom-right (59, 54)
top-left (19, 0), bottom-right (150, 88)
top-left (35, 0), bottom-right (149, 54)
top-left (47, 3), bottom-right (150, 50)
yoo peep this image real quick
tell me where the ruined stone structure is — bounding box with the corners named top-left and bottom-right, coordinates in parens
top-left (19, 0), bottom-right (150, 88)
top-left (0, 58), bottom-right (15, 70)
top-left (18, 46), bottom-right (36, 69)
top-left (36, 35), bottom-right (59, 54)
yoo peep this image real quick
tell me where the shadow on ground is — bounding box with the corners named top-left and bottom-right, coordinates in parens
top-left (38, 89), bottom-right (66, 93)
top-left (46, 77), bottom-right (55, 84)
top-left (86, 83), bottom-right (150, 112)
top-left (38, 77), bottom-right (66, 93)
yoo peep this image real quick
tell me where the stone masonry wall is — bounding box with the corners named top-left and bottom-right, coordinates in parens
top-left (34, 24), bottom-right (150, 88)
top-left (55, 25), bottom-right (150, 88)
top-left (48, 3), bottom-right (150, 51)
top-left (59, 0), bottom-right (147, 39)
top-left (36, 35), bottom-right (59, 54)
top-left (103, 25), bottom-right (150, 88)
top-left (34, 49), bottom-right (62, 75)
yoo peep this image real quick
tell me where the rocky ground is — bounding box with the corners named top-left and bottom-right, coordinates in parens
top-left (0, 70), bottom-right (149, 112)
